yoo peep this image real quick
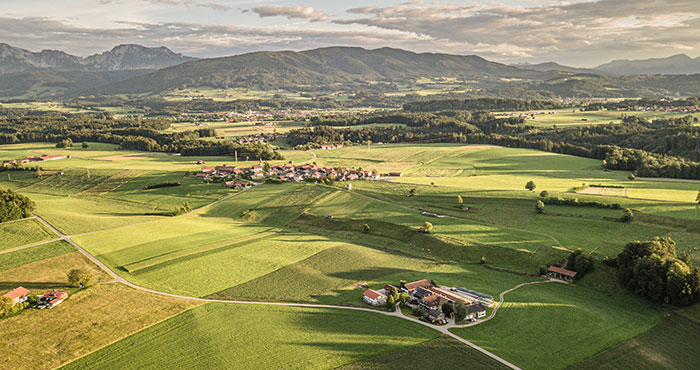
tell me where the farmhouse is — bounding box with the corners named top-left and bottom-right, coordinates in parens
top-left (2, 287), bottom-right (30, 305)
top-left (427, 308), bottom-right (445, 323)
top-left (467, 303), bottom-right (487, 319)
top-left (402, 279), bottom-right (431, 293)
top-left (387, 172), bottom-right (403, 177)
top-left (37, 290), bottom-right (68, 309)
top-left (36, 291), bottom-right (66, 309)
top-left (421, 294), bottom-right (449, 310)
top-left (197, 162), bottom-right (381, 186)
top-left (362, 289), bottom-right (387, 306)
top-left (548, 266), bottom-right (577, 281)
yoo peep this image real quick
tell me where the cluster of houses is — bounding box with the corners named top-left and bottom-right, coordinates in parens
top-left (2, 154), bottom-right (69, 167)
top-left (363, 279), bottom-right (492, 324)
top-left (2, 287), bottom-right (68, 309)
top-left (237, 133), bottom-right (287, 144)
top-left (195, 160), bottom-right (381, 189)
top-left (319, 144), bottom-right (343, 150)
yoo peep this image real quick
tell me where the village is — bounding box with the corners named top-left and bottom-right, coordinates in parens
top-left (2, 153), bottom-right (70, 167)
top-left (195, 160), bottom-right (381, 189)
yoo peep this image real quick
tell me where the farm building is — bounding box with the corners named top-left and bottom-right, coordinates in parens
top-left (387, 172), bottom-right (403, 177)
top-left (402, 279), bottom-right (431, 293)
top-left (427, 309), bottom-right (445, 323)
top-left (362, 289), bottom-right (387, 306)
top-left (37, 290), bottom-right (68, 309)
top-left (2, 287), bottom-right (30, 305)
top-left (467, 304), bottom-right (487, 319)
top-left (548, 266), bottom-right (577, 281)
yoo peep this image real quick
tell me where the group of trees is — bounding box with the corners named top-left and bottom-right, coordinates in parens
top-left (385, 287), bottom-right (410, 310)
top-left (172, 202), bottom-right (192, 216)
top-left (403, 98), bottom-right (566, 112)
top-left (0, 109), bottom-right (283, 160)
top-left (0, 187), bottom-right (35, 222)
top-left (68, 269), bottom-right (94, 288)
top-left (566, 250), bottom-right (594, 279)
top-left (0, 296), bottom-right (28, 317)
top-left (617, 237), bottom-right (700, 306)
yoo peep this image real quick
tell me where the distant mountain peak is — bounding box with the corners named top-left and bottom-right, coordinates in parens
top-left (0, 43), bottom-right (196, 75)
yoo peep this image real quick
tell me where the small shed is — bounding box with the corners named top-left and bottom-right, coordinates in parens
top-left (548, 266), bottom-right (577, 281)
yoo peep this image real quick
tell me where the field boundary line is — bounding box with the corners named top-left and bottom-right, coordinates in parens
top-left (0, 237), bottom-right (62, 255)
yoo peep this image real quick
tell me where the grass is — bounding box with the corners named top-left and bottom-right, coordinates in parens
top-left (0, 218), bottom-right (56, 251)
top-left (0, 241), bottom-right (75, 272)
top-left (0, 284), bottom-right (200, 370)
top-left (61, 303), bottom-right (442, 370)
top-left (567, 314), bottom-right (700, 370)
top-left (450, 281), bottom-right (663, 370)
top-left (0, 249), bottom-right (111, 294)
top-left (339, 336), bottom-right (509, 370)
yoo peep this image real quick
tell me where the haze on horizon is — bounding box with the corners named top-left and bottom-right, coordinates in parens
top-left (1, 0), bottom-right (699, 67)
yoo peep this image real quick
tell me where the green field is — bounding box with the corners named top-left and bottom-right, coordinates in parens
top-left (451, 281), bottom-right (662, 370)
top-left (0, 241), bottom-right (75, 272)
top-left (0, 218), bottom-right (56, 251)
top-left (62, 303), bottom-right (441, 370)
top-left (568, 314), bottom-right (700, 370)
top-left (339, 336), bottom-right (509, 369)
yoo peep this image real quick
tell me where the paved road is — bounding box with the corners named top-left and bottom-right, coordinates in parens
top-left (22, 189), bottom-right (534, 370)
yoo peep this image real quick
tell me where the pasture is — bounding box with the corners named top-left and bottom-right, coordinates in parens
top-left (451, 281), bottom-right (663, 370)
top-left (568, 314), bottom-right (700, 370)
top-left (0, 218), bottom-right (56, 251)
top-left (0, 284), bottom-right (200, 370)
top-left (61, 303), bottom-right (441, 370)
top-left (0, 241), bottom-right (74, 272)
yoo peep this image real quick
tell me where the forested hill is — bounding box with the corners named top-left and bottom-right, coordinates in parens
top-left (98, 46), bottom-right (556, 94)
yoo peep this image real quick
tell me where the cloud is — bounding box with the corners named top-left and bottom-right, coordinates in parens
top-left (332, 0), bottom-right (700, 66)
top-left (252, 5), bottom-right (329, 22)
top-left (101, 0), bottom-right (232, 11)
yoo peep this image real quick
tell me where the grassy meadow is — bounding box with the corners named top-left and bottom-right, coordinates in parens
top-left (61, 303), bottom-right (441, 370)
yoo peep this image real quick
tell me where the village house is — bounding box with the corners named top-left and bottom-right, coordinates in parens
top-left (427, 308), bottom-right (445, 323)
top-left (37, 290), bottom-right (68, 309)
top-left (548, 266), bottom-right (577, 281)
top-left (362, 289), bottom-right (387, 306)
top-left (2, 287), bottom-right (30, 305)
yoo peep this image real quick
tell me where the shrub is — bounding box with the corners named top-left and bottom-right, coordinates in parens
top-left (423, 221), bottom-right (433, 233)
top-left (539, 190), bottom-right (549, 198)
top-left (621, 208), bottom-right (634, 222)
top-left (535, 200), bottom-right (545, 213)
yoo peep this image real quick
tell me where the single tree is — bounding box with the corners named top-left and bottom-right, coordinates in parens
top-left (621, 208), bottom-right (634, 222)
top-left (539, 190), bottom-right (549, 198)
top-left (535, 200), bottom-right (545, 213)
top-left (363, 224), bottom-right (371, 233)
top-left (525, 180), bottom-right (536, 191)
top-left (628, 173), bottom-right (636, 181)
top-left (457, 195), bottom-right (463, 205)
top-left (441, 302), bottom-right (454, 318)
top-left (696, 190), bottom-right (700, 205)
top-left (409, 188), bottom-right (416, 197)
top-left (81, 141), bottom-right (89, 149)
top-left (480, 256), bottom-right (486, 264)
top-left (262, 161), bottom-right (271, 172)
top-left (67, 269), bottom-right (93, 288)
top-left (35, 167), bottom-right (43, 178)
top-left (385, 294), bottom-right (397, 310)
top-left (453, 300), bottom-right (467, 322)
top-left (424, 221), bottom-right (433, 233)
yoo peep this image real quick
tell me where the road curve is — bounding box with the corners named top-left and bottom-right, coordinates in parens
top-left (27, 190), bottom-right (528, 370)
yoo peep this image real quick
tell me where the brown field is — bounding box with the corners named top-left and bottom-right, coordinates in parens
top-left (0, 283), bottom-right (200, 370)
top-left (577, 186), bottom-right (628, 197)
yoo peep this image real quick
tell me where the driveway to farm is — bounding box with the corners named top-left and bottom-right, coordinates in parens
top-left (25, 189), bottom-right (552, 370)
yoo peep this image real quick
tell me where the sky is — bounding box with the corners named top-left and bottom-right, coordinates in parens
top-left (1, 0), bottom-right (699, 67)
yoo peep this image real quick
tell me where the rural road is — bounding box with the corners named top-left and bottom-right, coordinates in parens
top-left (18, 189), bottom-right (550, 370)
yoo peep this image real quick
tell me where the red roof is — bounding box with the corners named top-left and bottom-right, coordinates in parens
top-left (548, 266), bottom-right (577, 277)
top-left (403, 279), bottom-right (430, 291)
top-left (40, 155), bottom-right (66, 160)
top-left (362, 289), bottom-right (386, 300)
top-left (3, 287), bottom-right (29, 300)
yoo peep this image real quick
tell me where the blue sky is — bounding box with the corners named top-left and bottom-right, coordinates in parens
top-left (1, 0), bottom-right (699, 66)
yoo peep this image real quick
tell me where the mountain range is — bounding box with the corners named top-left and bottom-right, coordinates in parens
top-left (0, 43), bottom-right (196, 75)
top-left (1, 43), bottom-right (700, 100)
top-left (513, 54), bottom-right (700, 76)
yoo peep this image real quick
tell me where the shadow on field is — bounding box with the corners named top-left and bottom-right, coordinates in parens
top-left (0, 281), bottom-right (71, 291)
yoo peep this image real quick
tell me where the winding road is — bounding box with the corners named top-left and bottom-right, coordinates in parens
top-left (11, 187), bottom-right (558, 370)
